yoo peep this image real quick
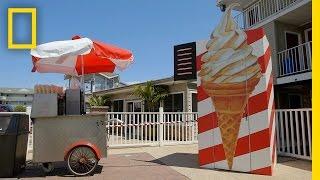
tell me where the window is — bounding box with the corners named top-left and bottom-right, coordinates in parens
top-left (164, 93), bottom-right (183, 112)
top-left (192, 93), bottom-right (197, 112)
top-left (126, 101), bottom-right (142, 112)
top-left (112, 100), bottom-right (123, 112)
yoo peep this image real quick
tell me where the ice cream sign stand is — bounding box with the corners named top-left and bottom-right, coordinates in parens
top-left (197, 4), bottom-right (276, 175)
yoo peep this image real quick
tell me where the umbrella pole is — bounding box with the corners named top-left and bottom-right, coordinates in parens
top-left (81, 55), bottom-right (85, 114)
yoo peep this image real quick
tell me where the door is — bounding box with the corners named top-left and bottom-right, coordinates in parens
top-left (285, 31), bottom-right (301, 49)
top-left (285, 32), bottom-right (302, 73)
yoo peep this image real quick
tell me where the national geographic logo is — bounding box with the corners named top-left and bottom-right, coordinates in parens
top-left (7, 8), bottom-right (37, 49)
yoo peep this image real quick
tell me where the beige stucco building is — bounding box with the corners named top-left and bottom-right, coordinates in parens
top-left (94, 77), bottom-right (197, 113)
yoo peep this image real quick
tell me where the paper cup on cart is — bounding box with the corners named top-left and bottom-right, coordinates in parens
top-left (197, 3), bottom-right (276, 176)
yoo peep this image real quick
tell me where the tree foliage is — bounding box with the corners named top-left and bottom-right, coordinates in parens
top-left (88, 94), bottom-right (112, 107)
top-left (133, 81), bottom-right (169, 111)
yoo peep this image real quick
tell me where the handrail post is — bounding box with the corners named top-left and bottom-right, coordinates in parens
top-left (159, 107), bottom-right (164, 146)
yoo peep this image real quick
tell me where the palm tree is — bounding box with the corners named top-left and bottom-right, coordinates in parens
top-left (133, 81), bottom-right (169, 112)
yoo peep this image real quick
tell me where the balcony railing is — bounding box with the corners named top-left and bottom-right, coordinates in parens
top-left (277, 41), bottom-right (312, 77)
top-left (234, 0), bottom-right (302, 29)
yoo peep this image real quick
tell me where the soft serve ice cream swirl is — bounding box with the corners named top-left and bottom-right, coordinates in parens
top-left (199, 3), bottom-right (261, 84)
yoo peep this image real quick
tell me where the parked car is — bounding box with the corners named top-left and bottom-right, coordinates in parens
top-left (0, 104), bottom-right (14, 112)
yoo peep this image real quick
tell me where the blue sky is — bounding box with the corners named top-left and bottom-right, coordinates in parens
top-left (0, 0), bottom-right (222, 88)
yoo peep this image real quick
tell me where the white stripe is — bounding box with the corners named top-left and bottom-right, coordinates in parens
top-left (200, 147), bottom-right (272, 172)
top-left (198, 108), bottom-right (272, 150)
top-left (197, 72), bottom-right (201, 86)
top-left (250, 35), bottom-right (269, 58)
top-left (251, 147), bottom-right (272, 171)
top-left (251, 56), bottom-right (272, 96)
top-left (198, 98), bottom-right (214, 118)
top-left (196, 40), bottom-right (208, 56)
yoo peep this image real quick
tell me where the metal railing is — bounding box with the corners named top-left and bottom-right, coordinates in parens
top-left (106, 111), bottom-right (198, 148)
top-left (234, 0), bottom-right (302, 29)
top-left (275, 109), bottom-right (312, 160)
top-left (277, 41), bottom-right (312, 77)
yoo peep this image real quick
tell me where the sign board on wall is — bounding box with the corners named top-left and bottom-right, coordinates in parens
top-left (174, 42), bottom-right (197, 81)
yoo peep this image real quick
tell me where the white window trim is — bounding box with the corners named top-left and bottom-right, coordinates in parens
top-left (304, 28), bottom-right (312, 43)
top-left (284, 31), bottom-right (302, 49)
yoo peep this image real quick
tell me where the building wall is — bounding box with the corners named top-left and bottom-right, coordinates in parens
top-left (0, 93), bottom-right (33, 107)
top-left (102, 82), bottom-right (197, 112)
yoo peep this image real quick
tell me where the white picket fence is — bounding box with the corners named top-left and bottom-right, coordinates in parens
top-left (106, 109), bottom-right (312, 160)
top-left (106, 111), bottom-right (198, 148)
top-left (275, 109), bottom-right (312, 160)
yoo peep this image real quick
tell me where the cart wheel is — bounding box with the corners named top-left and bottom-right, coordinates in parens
top-left (41, 162), bottom-right (54, 173)
top-left (67, 146), bottom-right (98, 176)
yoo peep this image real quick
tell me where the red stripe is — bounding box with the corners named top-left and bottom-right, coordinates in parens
top-left (199, 146), bottom-right (214, 165)
top-left (250, 166), bottom-right (272, 176)
top-left (246, 73), bottom-right (273, 116)
top-left (197, 86), bottom-right (209, 102)
top-left (246, 28), bottom-right (265, 45)
top-left (196, 52), bottom-right (205, 72)
top-left (199, 128), bottom-right (271, 165)
top-left (198, 112), bottom-right (218, 133)
top-left (258, 46), bottom-right (271, 73)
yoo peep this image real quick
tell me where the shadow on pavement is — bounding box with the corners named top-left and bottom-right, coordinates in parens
top-left (277, 156), bottom-right (311, 171)
top-left (140, 153), bottom-right (199, 169)
top-left (141, 153), bottom-right (312, 172)
top-left (16, 161), bottom-right (103, 178)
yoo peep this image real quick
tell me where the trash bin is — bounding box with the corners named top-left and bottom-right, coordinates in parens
top-left (0, 114), bottom-right (29, 177)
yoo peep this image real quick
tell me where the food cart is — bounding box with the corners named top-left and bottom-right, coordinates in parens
top-left (31, 114), bottom-right (107, 176)
top-left (29, 36), bottom-right (133, 176)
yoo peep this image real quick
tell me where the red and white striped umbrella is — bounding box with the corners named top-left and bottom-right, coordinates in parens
top-left (31, 35), bottom-right (133, 76)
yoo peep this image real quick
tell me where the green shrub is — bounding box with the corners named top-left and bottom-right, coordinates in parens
top-left (88, 94), bottom-right (112, 107)
top-left (14, 105), bottom-right (26, 112)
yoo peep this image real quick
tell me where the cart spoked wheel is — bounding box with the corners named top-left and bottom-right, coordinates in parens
top-left (67, 146), bottom-right (98, 176)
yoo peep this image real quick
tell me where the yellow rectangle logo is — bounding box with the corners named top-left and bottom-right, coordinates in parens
top-left (8, 8), bottom-right (37, 49)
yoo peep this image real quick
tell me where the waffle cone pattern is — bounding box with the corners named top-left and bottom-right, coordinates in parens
top-left (202, 76), bottom-right (260, 169)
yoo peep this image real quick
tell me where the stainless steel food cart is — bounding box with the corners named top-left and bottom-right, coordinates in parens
top-left (32, 114), bottom-right (107, 176)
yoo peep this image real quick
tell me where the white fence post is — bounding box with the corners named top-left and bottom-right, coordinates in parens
top-left (159, 107), bottom-right (164, 146)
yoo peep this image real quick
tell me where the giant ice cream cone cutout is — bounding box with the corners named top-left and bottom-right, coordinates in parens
top-left (199, 3), bottom-right (262, 169)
